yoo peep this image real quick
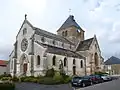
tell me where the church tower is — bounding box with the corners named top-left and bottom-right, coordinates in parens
top-left (57, 15), bottom-right (85, 45)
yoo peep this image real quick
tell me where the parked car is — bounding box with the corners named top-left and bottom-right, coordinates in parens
top-left (99, 74), bottom-right (112, 81)
top-left (111, 76), bottom-right (119, 80)
top-left (89, 75), bottom-right (103, 84)
top-left (71, 76), bottom-right (92, 87)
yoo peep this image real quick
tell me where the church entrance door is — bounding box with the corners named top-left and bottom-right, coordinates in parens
top-left (23, 63), bottom-right (27, 74)
top-left (73, 66), bottom-right (76, 75)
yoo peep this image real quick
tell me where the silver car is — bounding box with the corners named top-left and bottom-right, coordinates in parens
top-left (101, 75), bottom-right (112, 81)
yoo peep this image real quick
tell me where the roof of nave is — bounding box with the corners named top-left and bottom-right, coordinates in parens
top-left (57, 15), bottom-right (82, 31)
top-left (34, 27), bottom-right (74, 45)
top-left (76, 37), bottom-right (94, 51)
top-left (35, 41), bottom-right (85, 59)
top-left (105, 56), bottom-right (120, 65)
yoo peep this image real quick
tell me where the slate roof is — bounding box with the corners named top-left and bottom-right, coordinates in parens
top-left (57, 15), bottom-right (82, 31)
top-left (76, 38), bottom-right (94, 51)
top-left (34, 27), bottom-right (74, 45)
top-left (35, 41), bottom-right (84, 59)
top-left (105, 56), bottom-right (120, 65)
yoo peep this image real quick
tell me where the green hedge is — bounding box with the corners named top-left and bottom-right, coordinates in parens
top-left (20, 72), bottom-right (71, 85)
top-left (37, 72), bottom-right (71, 85)
top-left (0, 74), bottom-right (12, 79)
top-left (10, 68), bottom-right (72, 85)
top-left (0, 83), bottom-right (15, 90)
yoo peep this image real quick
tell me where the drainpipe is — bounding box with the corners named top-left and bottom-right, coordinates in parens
top-left (84, 57), bottom-right (87, 76)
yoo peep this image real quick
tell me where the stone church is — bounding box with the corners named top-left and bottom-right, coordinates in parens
top-left (9, 15), bottom-right (104, 77)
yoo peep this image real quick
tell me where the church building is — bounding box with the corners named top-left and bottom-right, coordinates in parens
top-left (9, 15), bottom-right (103, 77)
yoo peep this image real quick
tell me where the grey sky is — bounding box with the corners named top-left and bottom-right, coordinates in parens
top-left (0, 0), bottom-right (120, 60)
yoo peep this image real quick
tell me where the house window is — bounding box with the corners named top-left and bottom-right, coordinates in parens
top-left (53, 40), bottom-right (55, 45)
top-left (52, 55), bottom-right (56, 66)
top-left (23, 28), bottom-right (27, 35)
top-left (73, 59), bottom-right (76, 65)
top-left (80, 60), bottom-right (83, 68)
top-left (37, 55), bottom-right (40, 65)
top-left (64, 57), bottom-right (67, 67)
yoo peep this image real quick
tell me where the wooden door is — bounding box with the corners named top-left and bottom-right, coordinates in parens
top-left (23, 64), bottom-right (27, 73)
top-left (73, 66), bottom-right (76, 75)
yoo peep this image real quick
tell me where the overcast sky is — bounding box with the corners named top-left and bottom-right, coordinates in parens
top-left (0, 0), bottom-right (120, 60)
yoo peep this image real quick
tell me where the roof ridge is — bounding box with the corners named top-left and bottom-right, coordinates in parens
top-left (34, 27), bottom-right (74, 45)
top-left (35, 41), bottom-right (84, 58)
top-left (76, 37), bottom-right (94, 51)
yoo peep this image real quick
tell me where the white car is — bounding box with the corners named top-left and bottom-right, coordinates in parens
top-left (101, 75), bottom-right (112, 81)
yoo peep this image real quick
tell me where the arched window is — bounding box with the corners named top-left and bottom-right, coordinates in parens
top-left (73, 59), bottom-right (76, 65)
top-left (80, 60), bottom-right (83, 68)
top-left (52, 55), bottom-right (56, 66)
top-left (37, 55), bottom-right (40, 65)
top-left (64, 57), bottom-right (67, 66)
top-left (65, 31), bottom-right (67, 36)
top-left (62, 31), bottom-right (64, 36)
top-left (41, 37), bottom-right (45, 42)
top-left (23, 28), bottom-right (27, 35)
top-left (69, 44), bottom-right (71, 49)
top-left (62, 43), bottom-right (64, 47)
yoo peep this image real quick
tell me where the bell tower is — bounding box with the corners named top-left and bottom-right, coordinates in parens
top-left (57, 15), bottom-right (85, 45)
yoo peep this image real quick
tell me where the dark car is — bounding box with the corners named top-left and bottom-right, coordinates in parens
top-left (71, 76), bottom-right (92, 87)
top-left (89, 75), bottom-right (104, 84)
top-left (111, 76), bottom-right (119, 80)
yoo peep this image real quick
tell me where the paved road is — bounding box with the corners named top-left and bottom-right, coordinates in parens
top-left (15, 82), bottom-right (73, 90)
top-left (15, 79), bottom-right (120, 90)
top-left (81, 79), bottom-right (120, 90)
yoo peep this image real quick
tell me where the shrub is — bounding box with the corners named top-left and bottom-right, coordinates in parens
top-left (12, 76), bottom-right (19, 82)
top-left (95, 71), bottom-right (108, 75)
top-left (0, 83), bottom-right (15, 90)
top-left (45, 68), bottom-right (55, 77)
top-left (1, 77), bottom-right (11, 81)
top-left (20, 76), bottom-right (38, 83)
top-left (37, 77), bottom-right (45, 84)
top-left (53, 72), bottom-right (64, 83)
top-left (63, 76), bottom-right (72, 83)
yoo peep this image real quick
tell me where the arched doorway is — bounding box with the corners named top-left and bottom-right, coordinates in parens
top-left (20, 54), bottom-right (28, 76)
top-left (73, 66), bottom-right (76, 75)
top-left (94, 53), bottom-right (99, 69)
